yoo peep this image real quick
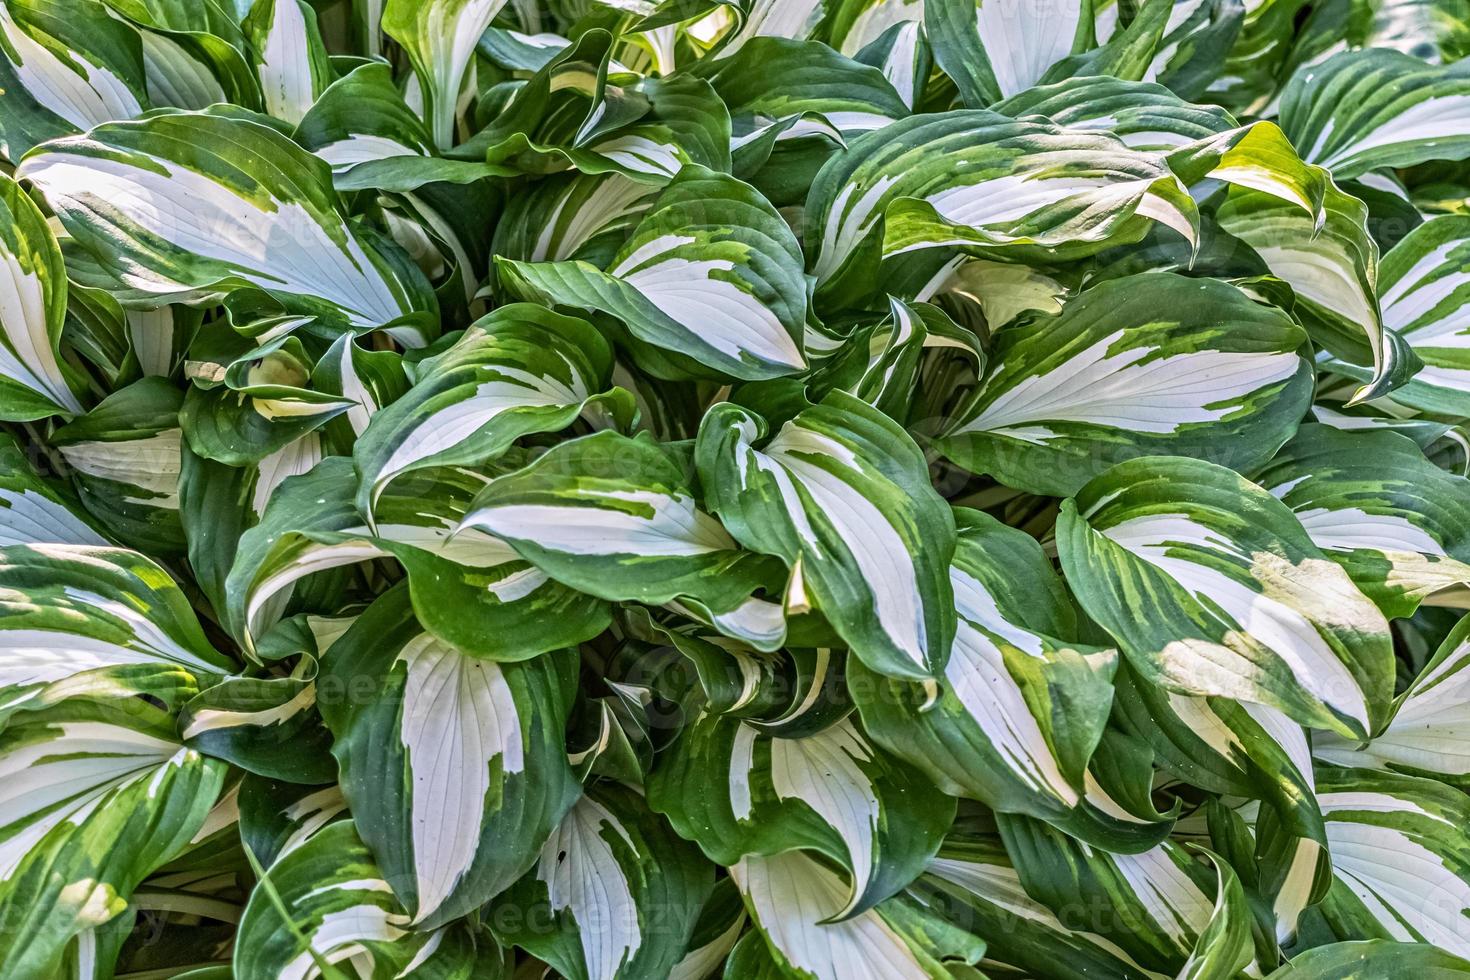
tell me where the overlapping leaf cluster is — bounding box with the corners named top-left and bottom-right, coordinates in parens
top-left (5, 0), bottom-right (1470, 977)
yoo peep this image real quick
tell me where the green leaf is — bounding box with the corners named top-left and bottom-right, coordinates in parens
top-left (1267, 940), bottom-right (1470, 979)
top-left (179, 669), bottom-right (335, 784)
top-left (695, 36), bottom-right (909, 151)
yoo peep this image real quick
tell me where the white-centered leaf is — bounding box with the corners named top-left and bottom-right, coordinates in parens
top-left (0, 0), bottom-right (145, 156)
top-left (731, 849), bottom-right (975, 980)
top-left (17, 110), bottom-right (434, 338)
top-left (1257, 424), bottom-right (1470, 618)
top-left (1313, 768), bottom-right (1470, 958)
top-left (352, 303), bottom-right (632, 516)
top-left (649, 713), bottom-right (954, 920)
top-left (1376, 213), bottom-right (1470, 417)
top-left (498, 164), bottom-right (808, 382)
top-left (492, 783), bottom-right (713, 980)
top-left (0, 174), bottom-right (84, 420)
top-left (1058, 456), bottom-right (1395, 740)
top-left (805, 109), bottom-right (1198, 308)
top-left (318, 587), bottom-right (581, 928)
top-left (0, 696), bottom-right (224, 978)
top-left (1316, 613), bottom-right (1470, 784)
top-left (243, 0), bottom-right (331, 126)
top-left (938, 271), bottom-right (1312, 497)
top-left (233, 819), bottom-right (474, 980)
top-left (698, 390), bottom-right (957, 680)
top-left (384, 0), bottom-right (511, 148)
top-left (851, 508), bottom-right (1125, 845)
top-left (1281, 48), bottom-right (1470, 180)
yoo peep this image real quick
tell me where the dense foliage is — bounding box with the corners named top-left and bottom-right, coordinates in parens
top-left (4, 0), bottom-right (1470, 977)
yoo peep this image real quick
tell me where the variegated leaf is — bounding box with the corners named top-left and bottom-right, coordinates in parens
top-left (0, 0), bottom-right (146, 157)
top-left (1057, 456), bottom-right (1395, 740)
top-left (730, 848), bottom-right (984, 980)
top-left (318, 586), bottom-right (581, 927)
top-left (233, 819), bottom-right (483, 980)
top-left (1256, 425), bottom-right (1470, 618)
top-left (352, 303), bottom-right (632, 516)
top-left (998, 816), bottom-right (1219, 974)
top-left (697, 390), bottom-right (957, 680)
top-left (227, 455), bottom-right (605, 660)
top-left (1281, 48), bottom-right (1470, 180)
top-left (0, 173), bottom-right (85, 420)
top-left (383, 0), bottom-right (510, 149)
top-left (937, 272), bottom-right (1313, 497)
top-left (0, 696), bottom-right (225, 978)
top-left (498, 164), bottom-right (808, 382)
top-left (0, 542), bottom-right (233, 716)
top-left (0, 433), bottom-right (105, 549)
top-left (916, 838), bottom-right (1170, 980)
top-left (851, 509), bottom-right (1137, 845)
top-left (993, 75), bottom-right (1236, 150)
top-left (242, 0), bottom-right (330, 126)
top-left (458, 429), bottom-right (781, 614)
top-left (17, 110), bottom-right (436, 340)
top-left (1316, 612), bottom-right (1470, 784)
top-left (52, 377), bottom-right (185, 555)
top-left (1216, 176), bottom-right (1418, 405)
top-left (492, 783), bottom-right (713, 980)
top-left (648, 713), bottom-right (954, 918)
top-left (1376, 213), bottom-right (1470, 417)
top-left (1311, 768), bottom-right (1470, 958)
top-left (805, 110), bottom-right (1198, 308)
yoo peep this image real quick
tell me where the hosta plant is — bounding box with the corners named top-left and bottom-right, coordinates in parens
top-left (6, 0), bottom-right (1470, 977)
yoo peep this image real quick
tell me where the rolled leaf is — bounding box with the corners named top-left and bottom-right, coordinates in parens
top-left (697, 390), bottom-right (957, 681)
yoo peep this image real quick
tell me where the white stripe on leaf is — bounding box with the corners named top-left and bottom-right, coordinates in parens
top-left (397, 634), bottom-right (524, 923)
top-left (534, 796), bottom-right (642, 980)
